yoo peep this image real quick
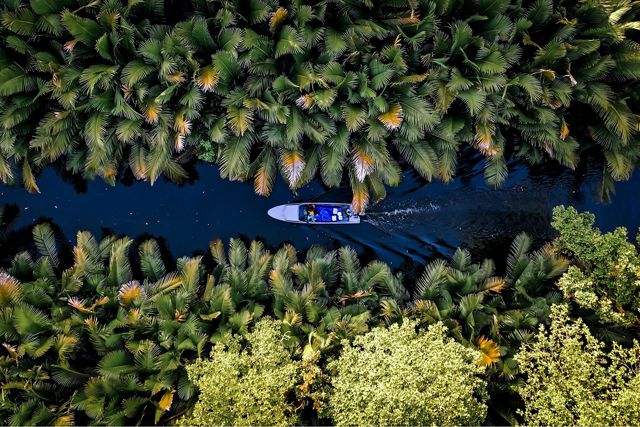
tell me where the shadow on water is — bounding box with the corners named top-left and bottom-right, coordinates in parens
top-left (1, 153), bottom-right (639, 272)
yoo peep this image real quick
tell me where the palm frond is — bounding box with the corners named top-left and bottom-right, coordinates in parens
top-left (32, 223), bottom-right (58, 267)
top-left (139, 239), bottom-right (166, 281)
top-left (61, 11), bottom-right (103, 46)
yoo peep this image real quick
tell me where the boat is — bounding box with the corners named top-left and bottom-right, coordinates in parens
top-left (267, 203), bottom-right (360, 224)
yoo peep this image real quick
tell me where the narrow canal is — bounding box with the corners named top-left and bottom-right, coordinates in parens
top-left (1, 155), bottom-right (638, 270)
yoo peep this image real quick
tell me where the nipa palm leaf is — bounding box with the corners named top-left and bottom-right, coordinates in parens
top-left (32, 223), bottom-right (58, 267)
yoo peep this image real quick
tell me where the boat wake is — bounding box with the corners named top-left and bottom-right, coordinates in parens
top-left (364, 202), bottom-right (441, 229)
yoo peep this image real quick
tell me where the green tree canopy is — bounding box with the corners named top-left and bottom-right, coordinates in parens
top-left (0, 212), bottom-right (574, 425)
top-left (0, 221), bottom-right (401, 424)
top-left (327, 320), bottom-right (488, 426)
top-left (2, 209), bottom-right (637, 425)
top-left (516, 304), bottom-right (640, 426)
top-left (1, 1), bottom-right (640, 208)
top-left (179, 318), bottom-right (302, 427)
top-left (552, 205), bottom-right (640, 325)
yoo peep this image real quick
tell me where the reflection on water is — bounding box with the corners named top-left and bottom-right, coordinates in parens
top-left (1, 155), bottom-right (639, 271)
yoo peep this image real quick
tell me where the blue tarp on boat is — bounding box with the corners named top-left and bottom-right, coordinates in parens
top-left (298, 204), bottom-right (350, 223)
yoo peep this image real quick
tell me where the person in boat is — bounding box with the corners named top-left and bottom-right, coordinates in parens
top-left (305, 204), bottom-right (316, 223)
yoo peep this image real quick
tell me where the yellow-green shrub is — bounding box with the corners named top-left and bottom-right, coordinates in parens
top-left (516, 305), bottom-right (640, 426)
top-left (327, 320), bottom-right (488, 426)
top-left (179, 318), bottom-right (302, 426)
top-left (552, 206), bottom-right (640, 325)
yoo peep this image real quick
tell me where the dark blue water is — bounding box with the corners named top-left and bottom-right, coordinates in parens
top-left (1, 156), bottom-right (638, 269)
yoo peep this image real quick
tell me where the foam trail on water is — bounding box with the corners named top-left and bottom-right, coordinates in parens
top-left (364, 202), bottom-right (441, 229)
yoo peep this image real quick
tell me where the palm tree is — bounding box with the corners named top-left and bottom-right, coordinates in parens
top-left (0, 222), bottom-right (403, 424)
top-left (1, 216), bottom-right (585, 425)
top-left (0, 223), bottom-right (212, 424)
top-left (396, 233), bottom-right (568, 380)
top-left (0, 0), bottom-right (190, 190)
top-left (370, 233), bottom-right (567, 424)
top-left (200, 1), bottom-right (439, 211)
top-left (266, 244), bottom-right (406, 354)
top-left (2, 0), bottom-right (639, 207)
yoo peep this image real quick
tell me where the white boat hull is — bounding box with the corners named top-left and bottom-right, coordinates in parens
top-left (268, 203), bottom-right (360, 224)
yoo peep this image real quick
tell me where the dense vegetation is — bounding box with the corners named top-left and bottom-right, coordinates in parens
top-left (1, 0), bottom-right (638, 425)
top-left (516, 304), bottom-right (640, 426)
top-left (179, 318), bottom-right (305, 426)
top-left (327, 320), bottom-right (488, 426)
top-left (552, 205), bottom-right (640, 326)
top-left (1, 205), bottom-right (639, 425)
top-left (1, 0), bottom-right (640, 210)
